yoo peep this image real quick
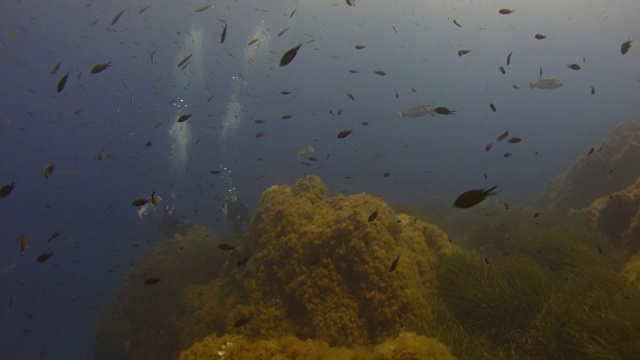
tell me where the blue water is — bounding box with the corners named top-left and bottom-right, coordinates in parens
top-left (0, 0), bottom-right (638, 358)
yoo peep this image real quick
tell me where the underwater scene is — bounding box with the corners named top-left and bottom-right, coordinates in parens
top-left (1, 0), bottom-right (639, 359)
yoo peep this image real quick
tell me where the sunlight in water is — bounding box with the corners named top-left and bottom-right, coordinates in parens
top-left (221, 20), bottom-right (270, 151)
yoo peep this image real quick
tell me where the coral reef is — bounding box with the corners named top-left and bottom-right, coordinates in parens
top-left (573, 175), bottom-right (640, 251)
top-left (177, 175), bottom-right (454, 350)
top-left (429, 209), bottom-right (640, 359)
top-left (537, 119), bottom-right (640, 210)
top-left (178, 332), bottom-right (456, 360)
top-left (622, 250), bottom-right (640, 289)
top-left (93, 225), bottom-right (225, 360)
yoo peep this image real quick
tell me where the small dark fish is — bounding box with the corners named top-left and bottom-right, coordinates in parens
top-left (503, 202), bottom-right (510, 210)
top-left (95, 150), bottom-right (105, 160)
top-left (90, 62), bottom-right (112, 74)
top-left (177, 114), bottom-right (192, 123)
top-left (50, 60), bottom-right (62, 75)
top-left (499, 66), bottom-right (506, 74)
top-left (621, 38), bottom-right (632, 55)
top-left (44, 165), bottom-right (54, 179)
top-left (484, 256), bottom-right (490, 264)
top-left (281, 115), bottom-right (293, 120)
top-left (389, 255), bottom-right (400, 273)
top-left (132, 198), bottom-right (149, 207)
top-left (145, 141), bottom-right (152, 147)
top-left (337, 129), bottom-right (352, 139)
top-left (138, 5), bottom-right (151, 14)
top-left (220, 23), bottom-right (227, 43)
top-left (533, 212), bottom-right (541, 218)
top-left (485, 143), bottom-right (493, 152)
top-left (453, 19), bottom-right (462, 28)
top-left (507, 137), bottom-right (522, 144)
top-left (392, 25), bottom-right (397, 33)
top-left (255, 131), bottom-right (264, 138)
top-left (337, 108), bottom-right (343, 115)
top-left (590, 86), bottom-right (596, 95)
top-left (218, 244), bottom-right (236, 251)
top-left (567, 63), bottom-right (581, 70)
top-left (307, 156), bottom-right (319, 162)
top-left (111, 9), bottom-right (127, 26)
top-left (247, 38), bottom-right (259, 45)
top-left (512, 84), bottom-right (520, 89)
top-left (373, 70), bottom-right (386, 76)
top-left (289, 8), bottom-right (297, 17)
top-left (434, 107), bottom-right (455, 115)
top-left (234, 316), bottom-right (252, 327)
top-left (36, 252), bottom-right (53, 264)
top-left (503, 152), bottom-right (512, 158)
top-left (276, 27), bottom-right (290, 37)
top-left (361, 122), bottom-right (369, 125)
top-left (56, 71), bottom-right (69, 93)
top-left (144, 277), bottom-right (161, 286)
top-left (349, 69), bottom-right (359, 74)
top-left (368, 210), bottom-right (378, 222)
top-left (193, 4), bottom-right (213, 13)
top-left (346, 0), bottom-right (356, 6)
top-left (254, 119), bottom-right (266, 124)
top-left (454, 186), bottom-right (498, 209)
top-left (457, 49), bottom-right (471, 57)
top-left (489, 103), bottom-right (497, 112)
top-left (0, 182), bottom-right (16, 198)
top-left (499, 8), bottom-right (514, 15)
top-left (150, 50), bottom-right (158, 64)
top-left (280, 90), bottom-right (290, 95)
top-left (211, 170), bottom-right (221, 174)
top-left (46, 229), bottom-right (62, 243)
top-left (355, 44), bottom-right (366, 50)
top-left (177, 53), bottom-right (193, 68)
top-left (596, 244), bottom-right (603, 254)
top-left (534, 33), bottom-right (546, 40)
top-left (497, 130), bottom-right (510, 142)
top-left (383, 172), bottom-right (391, 178)
top-left (236, 255), bottom-right (251, 266)
top-left (347, 93), bottom-right (355, 100)
top-left (151, 191), bottom-right (160, 207)
top-left (280, 43), bottom-right (302, 67)
top-left (540, 67), bottom-right (544, 78)
top-left (329, 110), bottom-right (335, 116)
top-left (395, 90), bottom-right (399, 98)
top-left (587, 147), bottom-right (595, 155)
top-left (506, 51), bottom-right (512, 66)
top-left (17, 235), bottom-right (29, 253)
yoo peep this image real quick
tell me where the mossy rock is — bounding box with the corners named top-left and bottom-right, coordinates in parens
top-left (177, 175), bottom-right (455, 350)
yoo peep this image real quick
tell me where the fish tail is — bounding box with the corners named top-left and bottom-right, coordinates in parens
top-left (484, 185), bottom-right (498, 195)
top-left (397, 112), bottom-right (404, 120)
top-left (528, 82), bottom-right (534, 89)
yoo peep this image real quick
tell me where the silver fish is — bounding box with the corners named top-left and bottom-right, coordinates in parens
top-left (397, 103), bottom-right (436, 120)
top-left (137, 196), bottom-right (162, 219)
top-left (528, 77), bottom-right (562, 90)
top-left (297, 145), bottom-right (314, 158)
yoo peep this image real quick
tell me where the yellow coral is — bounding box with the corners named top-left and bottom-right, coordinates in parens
top-left (178, 332), bottom-right (456, 360)
top-left (180, 175), bottom-right (453, 350)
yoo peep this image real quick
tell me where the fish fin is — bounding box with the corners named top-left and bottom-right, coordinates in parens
top-left (397, 112), bottom-right (404, 120)
top-left (528, 82), bottom-right (535, 89)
